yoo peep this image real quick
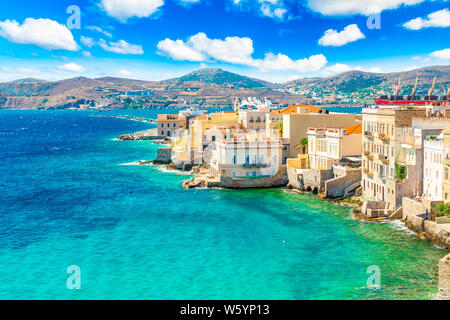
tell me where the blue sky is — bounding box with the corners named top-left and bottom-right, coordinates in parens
top-left (0, 0), bottom-right (449, 82)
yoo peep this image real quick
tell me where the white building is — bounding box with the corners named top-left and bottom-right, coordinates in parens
top-left (238, 108), bottom-right (270, 131)
top-left (308, 125), bottom-right (362, 170)
top-left (210, 131), bottom-right (283, 179)
top-left (423, 134), bottom-right (444, 201)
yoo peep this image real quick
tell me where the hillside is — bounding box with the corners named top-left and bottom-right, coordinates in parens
top-left (0, 65), bottom-right (448, 109)
top-left (169, 68), bottom-right (275, 89)
top-left (285, 65), bottom-right (450, 96)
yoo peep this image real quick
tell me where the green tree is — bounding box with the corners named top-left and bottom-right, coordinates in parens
top-left (295, 138), bottom-right (308, 154)
top-left (275, 122), bottom-right (283, 137)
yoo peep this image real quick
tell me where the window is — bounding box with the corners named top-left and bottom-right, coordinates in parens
top-left (161, 130), bottom-right (164, 135)
top-left (161, 123), bottom-right (164, 128)
top-left (252, 171), bottom-right (256, 177)
top-left (232, 172), bottom-right (236, 178)
top-left (446, 168), bottom-right (449, 180)
top-left (246, 172), bottom-right (250, 177)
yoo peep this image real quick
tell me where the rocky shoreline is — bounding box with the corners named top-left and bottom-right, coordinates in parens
top-left (116, 129), bottom-right (167, 141)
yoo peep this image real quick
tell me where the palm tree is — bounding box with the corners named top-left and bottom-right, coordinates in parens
top-left (275, 122), bottom-right (283, 137)
top-left (295, 138), bottom-right (308, 154)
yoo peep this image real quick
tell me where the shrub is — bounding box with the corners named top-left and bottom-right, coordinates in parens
top-left (394, 164), bottom-right (407, 180)
top-left (435, 203), bottom-right (450, 217)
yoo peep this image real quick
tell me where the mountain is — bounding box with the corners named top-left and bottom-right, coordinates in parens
top-left (285, 65), bottom-right (450, 96)
top-left (0, 65), bottom-right (449, 110)
top-left (169, 68), bottom-right (275, 89)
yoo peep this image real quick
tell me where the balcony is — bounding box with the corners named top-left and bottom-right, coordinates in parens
top-left (364, 131), bottom-right (374, 139)
top-left (363, 150), bottom-right (370, 156)
top-left (378, 133), bottom-right (390, 142)
top-left (243, 163), bottom-right (267, 168)
top-left (379, 155), bottom-right (390, 163)
top-left (363, 169), bottom-right (373, 176)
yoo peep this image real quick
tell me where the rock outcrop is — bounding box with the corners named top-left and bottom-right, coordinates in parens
top-left (153, 147), bottom-right (172, 164)
top-left (117, 129), bottom-right (164, 141)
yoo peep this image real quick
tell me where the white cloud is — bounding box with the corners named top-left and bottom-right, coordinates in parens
top-left (157, 38), bottom-right (205, 61)
top-left (367, 67), bottom-right (382, 73)
top-left (322, 63), bottom-right (382, 75)
top-left (188, 32), bottom-right (254, 65)
top-left (80, 36), bottom-right (95, 48)
top-left (404, 65), bottom-right (418, 71)
top-left (323, 63), bottom-right (355, 74)
top-left (157, 32), bottom-right (254, 64)
top-left (0, 18), bottom-right (79, 51)
top-left (98, 39), bottom-right (144, 55)
top-left (254, 53), bottom-right (327, 72)
top-left (157, 32), bottom-right (327, 73)
top-left (117, 69), bottom-right (132, 77)
top-left (403, 9), bottom-right (450, 30)
top-left (82, 51), bottom-right (92, 58)
top-left (1, 66), bottom-right (39, 75)
top-left (86, 25), bottom-right (113, 37)
top-left (430, 48), bottom-right (450, 60)
top-left (100, 0), bottom-right (164, 22)
top-left (318, 24), bottom-right (365, 47)
top-left (306, 0), bottom-right (425, 16)
top-left (231, 0), bottom-right (289, 20)
top-left (57, 63), bottom-right (86, 73)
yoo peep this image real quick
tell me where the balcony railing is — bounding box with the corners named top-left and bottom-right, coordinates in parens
top-left (379, 155), bottom-right (389, 163)
top-left (243, 163), bottom-right (267, 168)
top-left (364, 131), bottom-right (374, 138)
top-left (378, 133), bottom-right (390, 142)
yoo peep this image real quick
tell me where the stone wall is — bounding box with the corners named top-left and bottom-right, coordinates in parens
top-left (287, 166), bottom-right (302, 189)
top-left (154, 147), bottom-right (172, 164)
top-left (438, 253), bottom-right (450, 300)
top-left (209, 166), bottom-right (287, 189)
top-left (402, 197), bottom-right (450, 249)
top-left (325, 168), bottom-right (361, 198)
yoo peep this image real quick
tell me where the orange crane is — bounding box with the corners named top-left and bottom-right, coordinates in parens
top-left (428, 76), bottom-right (436, 97)
top-left (394, 76), bottom-right (402, 99)
top-left (411, 76), bottom-right (419, 98)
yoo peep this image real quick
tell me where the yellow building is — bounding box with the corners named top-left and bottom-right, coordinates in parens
top-left (361, 106), bottom-right (450, 215)
top-left (308, 124), bottom-right (362, 170)
top-left (443, 128), bottom-right (450, 203)
top-left (265, 105), bottom-right (327, 138)
top-left (172, 111), bottom-right (241, 165)
top-left (283, 112), bottom-right (360, 158)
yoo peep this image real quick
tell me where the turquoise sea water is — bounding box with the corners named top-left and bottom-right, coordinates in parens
top-left (0, 109), bottom-right (447, 300)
